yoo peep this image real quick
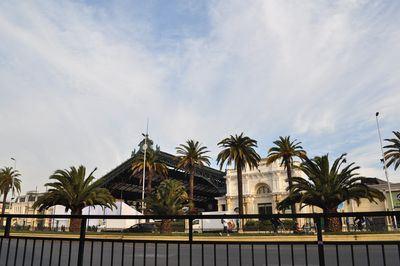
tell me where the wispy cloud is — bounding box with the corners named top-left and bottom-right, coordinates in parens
top-left (0, 0), bottom-right (399, 192)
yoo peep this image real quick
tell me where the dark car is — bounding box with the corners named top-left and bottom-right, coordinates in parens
top-left (122, 223), bottom-right (157, 233)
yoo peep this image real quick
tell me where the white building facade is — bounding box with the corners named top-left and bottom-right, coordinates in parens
top-left (216, 159), bottom-right (303, 215)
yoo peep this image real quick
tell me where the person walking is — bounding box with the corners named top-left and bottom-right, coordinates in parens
top-left (219, 218), bottom-right (230, 236)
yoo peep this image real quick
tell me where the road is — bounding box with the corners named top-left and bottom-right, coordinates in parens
top-left (0, 238), bottom-right (399, 265)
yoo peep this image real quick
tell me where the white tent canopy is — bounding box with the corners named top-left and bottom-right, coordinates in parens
top-left (52, 200), bottom-right (143, 230)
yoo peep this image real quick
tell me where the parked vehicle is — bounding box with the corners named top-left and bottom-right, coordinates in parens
top-left (122, 223), bottom-right (157, 233)
top-left (192, 211), bottom-right (237, 233)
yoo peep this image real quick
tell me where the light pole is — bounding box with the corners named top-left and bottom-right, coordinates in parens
top-left (10, 158), bottom-right (16, 201)
top-left (141, 120), bottom-right (149, 213)
top-left (375, 112), bottom-right (397, 229)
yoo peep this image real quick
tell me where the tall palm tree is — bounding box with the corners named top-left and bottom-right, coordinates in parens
top-left (384, 131), bottom-right (400, 171)
top-left (0, 167), bottom-right (21, 226)
top-left (277, 154), bottom-right (385, 232)
top-left (131, 149), bottom-right (168, 195)
top-left (33, 166), bottom-right (115, 232)
top-left (217, 133), bottom-right (261, 217)
top-left (176, 140), bottom-right (210, 213)
top-left (146, 179), bottom-right (188, 233)
top-left (266, 136), bottom-right (306, 215)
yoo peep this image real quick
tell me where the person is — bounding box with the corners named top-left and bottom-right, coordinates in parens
top-left (345, 216), bottom-right (350, 232)
top-left (271, 217), bottom-right (282, 233)
top-left (365, 217), bottom-right (372, 231)
top-left (292, 222), bottom-right (303, 234)
top-left (219, 218), bottom-right (230, 236)
top-left (354, 215), bottom-right (365, 231)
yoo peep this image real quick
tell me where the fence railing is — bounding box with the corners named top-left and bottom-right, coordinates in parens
top-left (1, 211), bottom-right (400, 266)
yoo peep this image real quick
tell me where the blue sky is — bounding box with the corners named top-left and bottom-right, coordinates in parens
top-left (0, 0), bottom-right (400, 193)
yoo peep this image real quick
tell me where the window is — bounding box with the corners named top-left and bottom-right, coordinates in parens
top-left (258, 203), bottom-right (272, 215)
top-left (20, 197), bottom-right (26, 203)
top-left (221, 204), bottom-right (226, 211)
top-left (256, 184), bottom-right (271, 194)
top-left (28, 195), bottom-right (36, 202)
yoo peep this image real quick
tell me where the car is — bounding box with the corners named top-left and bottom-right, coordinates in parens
top-left (122, 223), bottom-right (157, 233)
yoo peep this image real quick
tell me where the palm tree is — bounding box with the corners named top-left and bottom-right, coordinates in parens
top-left (266, 136), bottom-right (306, 215)
top-left (131, 149), bottom-right (168, 195)
top-left (33, 166), bottom-right (115, 232)
top-left (217, 133), bottom-right (261, 217)
top-left (176, 140), bottom-right (211, 213)
top-left (384, 131), bottom-right (400, 171)
top-left (277, 154), bottom-right (385, 232)
top-left (145, 179), bottom-right (188, 233)
top-left (0, 167), bottom-right (21, 226)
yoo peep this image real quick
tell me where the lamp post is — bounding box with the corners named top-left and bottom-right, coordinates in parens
top-left (141, 120), bottom-right (149, 213)
top-left (10, 158), bottom-right (16, 201)
top-left (375, 112), bottom-right (397, 229)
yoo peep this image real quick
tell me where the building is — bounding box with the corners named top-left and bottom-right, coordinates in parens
top-left (0, 202), bottom-right (11, 214)
top-left (216, 155), bottom-right (400, 230)
top-left (216, 158), bottom-right (298, 214)
top-left (101, 140), bottom-right (226, 211)
top-left (10, 190), bottom-right (55, 229)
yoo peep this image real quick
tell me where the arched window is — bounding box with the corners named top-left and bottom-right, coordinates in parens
top-left (256, 184), bottom-right (271, 194)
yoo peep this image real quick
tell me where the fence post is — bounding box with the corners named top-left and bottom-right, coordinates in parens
top-left (4, 217), bottom-right (11, 237)
top-left (188, 217), bottom-right (193, 243)
top-left (315, 216), bottom-right (325, 266)
top-left (77, 218), bottom-right (87, 266)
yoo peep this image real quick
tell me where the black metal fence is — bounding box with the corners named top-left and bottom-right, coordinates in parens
top-left (0, 211), bottom-right (400, 266)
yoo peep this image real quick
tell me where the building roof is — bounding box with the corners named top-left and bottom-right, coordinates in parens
top-left (367, 177), bottom-right (400, 191)
top-left (100, 150), bottom-right (226, 207)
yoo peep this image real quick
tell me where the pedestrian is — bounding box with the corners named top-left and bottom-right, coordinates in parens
top-left (354, 215), bottom-right (364, 231)
top-left (271, 217), bottom-right (282, 233)
top-left (219, 218), bottom-right (230, 236)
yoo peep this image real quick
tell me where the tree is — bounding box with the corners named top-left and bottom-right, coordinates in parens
top-left (217, 133), bottom-right (261, 218)
top-left (176, 140), bottom-right (210, 213)
top-left (0, 167), bottom-right (21, 226)
top-left (266, 136), bottom-right (306, 215)
top-left (131, 149), bottom-right (168, 195)
top-left (277, 154), bottom-right (385, 232)
top-left (384, 131), bottom-right (400, 171)
top-left (33, 166), bottom-right (115, 232)
top-left (145, 179), bottom-right (188, 233)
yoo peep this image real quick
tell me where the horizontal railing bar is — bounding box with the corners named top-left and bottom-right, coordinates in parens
top-left (2, 235), bottom-right (399, 245)
top-left (0, 235), bottom-right (322, 244)
top-left (0, 211), bottom-right (399, 219)
top-left (324, 241), bottom-right (400, 245)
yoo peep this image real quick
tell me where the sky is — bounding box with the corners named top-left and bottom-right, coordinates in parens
top-left (0, 0), bottom-right (399, 193)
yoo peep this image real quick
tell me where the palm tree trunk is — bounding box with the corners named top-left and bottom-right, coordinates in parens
top-left (160, 219), bottom-right (172, 233)
top-left (189, 171), bottom-right (195, 214)
top-left (70, 209), bottom-right (82, 233)
top-left (146, 171), bottom-right (153, 195)
top-left (324, 208), bottom-right (342, 232)
top-left (0, 191), bottom-right (8, 227)
top-left (285, 161), bottom-right (297, 216)
top-left (237, 167), bottom-right (244, 232)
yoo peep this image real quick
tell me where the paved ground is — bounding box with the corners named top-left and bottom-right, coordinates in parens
top-left (0, 237), bottom-right (399, 265)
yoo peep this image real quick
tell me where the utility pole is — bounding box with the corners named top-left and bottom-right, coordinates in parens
top-left (141, 119), bottom-right (149, 213)
top-left (375, 112), bottom-right (397, 229)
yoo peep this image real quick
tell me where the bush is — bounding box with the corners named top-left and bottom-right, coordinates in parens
top-left (244, 219), bottom-right (295, 232)
top-left (244, 220), bottom-right (274, 231)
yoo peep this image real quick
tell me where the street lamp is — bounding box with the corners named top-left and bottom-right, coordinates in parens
top-left (375, 112), bottom-right (397, 229)
top-left (141, 119), bottom-right (149, 213)
top-left (10, 158), bottom-right (16, 201)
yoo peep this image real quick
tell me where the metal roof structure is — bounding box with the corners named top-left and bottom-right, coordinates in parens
top-left (101, 150), bottom-right (226, 211)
